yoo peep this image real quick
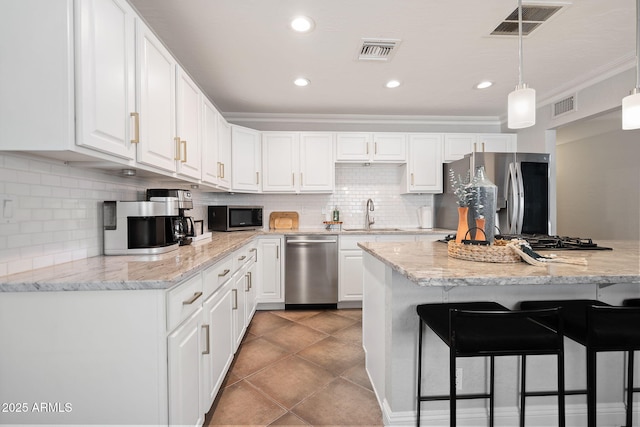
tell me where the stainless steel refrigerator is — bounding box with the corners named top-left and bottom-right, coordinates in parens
top-left (435, 152), bottom-right (550, 235)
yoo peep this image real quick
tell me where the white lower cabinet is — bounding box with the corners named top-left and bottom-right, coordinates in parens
top-left (231, 267), bottom-right (248, 351)
top-left (338, 235), bottom-right (421, 301)
top-left (256, 237), bottom-right (284, 304)
top-left (168, 306), bottom-right (204, 427)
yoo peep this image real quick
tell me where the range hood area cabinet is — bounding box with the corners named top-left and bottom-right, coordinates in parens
top-left (261, 132), bottom-right (335, 193)
top-left (335, 133), bottom-right (407, 163)
top-left (401, 134), bottom-right (444, 193)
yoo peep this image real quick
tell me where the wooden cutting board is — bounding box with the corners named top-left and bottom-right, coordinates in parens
top-left (269, 211), bottom-right (299, 230)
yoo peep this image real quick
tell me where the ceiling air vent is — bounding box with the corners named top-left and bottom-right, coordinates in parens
top-left (491, 4), bottom-right (564, 36)
top-left (357, 39), bottom-right (401, 61)
top-left (552, 94), bottom-right (577, 118)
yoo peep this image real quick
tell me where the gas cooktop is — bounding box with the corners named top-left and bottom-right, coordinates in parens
top-left (494, 234), bottom-right (613, 251)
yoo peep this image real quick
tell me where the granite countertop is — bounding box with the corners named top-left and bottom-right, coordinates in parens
top-left (0, 231), bottom-right (259, 292)
top-left (358, 240), bottom-right (640, 287)
top-left (261, 227), bottom-right (452, 235)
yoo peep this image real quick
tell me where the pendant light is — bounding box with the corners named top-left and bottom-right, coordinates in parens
top-left (622, 0), bottom-right (640, 130)
top-left (508, 0), bottom-right (536, 129)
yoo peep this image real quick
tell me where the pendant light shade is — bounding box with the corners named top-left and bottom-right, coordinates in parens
top-left (507, 0), bottom-right (536, 129)
top-left (622, 0), bottom-right (640, 130)
top-left (508, 84), bottom-right (536, 129)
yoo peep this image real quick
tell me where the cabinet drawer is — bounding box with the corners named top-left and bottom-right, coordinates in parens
top-left (167, 274), bottom-right (204, 331)
top-left (232, 244), bottom-right (256, 272)
top-left (340, 235), bottom-right (376, 250)
top-left (203, 255), bottom-right (233, 298)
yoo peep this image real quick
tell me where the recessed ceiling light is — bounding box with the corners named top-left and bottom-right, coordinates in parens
top-left (291, 16), bottom-right (314, 33)
top-left (476, 81), bottom-right (493, 89)
top-left (294, 77), bottom-right (310, 87)
top-left (386, 80), bottom-right (401, 88)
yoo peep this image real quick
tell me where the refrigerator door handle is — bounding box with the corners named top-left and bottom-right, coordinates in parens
top-left (515, 162), bottom-right (525, 234)
top-left (507, 162), bottom-right (519, 233)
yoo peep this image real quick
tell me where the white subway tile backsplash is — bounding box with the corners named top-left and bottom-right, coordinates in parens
top-left (0, 153), bottom-right (435, 275)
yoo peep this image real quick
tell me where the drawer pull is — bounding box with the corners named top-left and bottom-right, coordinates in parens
top-left (247, 271), bottom-right (252, 289)
top-left (232, 289), bottom-right (237, 309)
top-left (182, 291), bottom-right (202, 305)
top-left (202, 324), bottom-right (210, 355)
top-left (245, 274), bottom-right (250, 292)
top-left (238, 255), bottom-right (246, 261)
top-left (218, 269), bottom-right (230, 277)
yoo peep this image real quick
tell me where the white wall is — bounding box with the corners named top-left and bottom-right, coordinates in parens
top-left (556, 111), bottom-right (640, 240)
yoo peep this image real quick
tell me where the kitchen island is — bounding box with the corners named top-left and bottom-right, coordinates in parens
top-left (359, 240), bottom-right (640, 426)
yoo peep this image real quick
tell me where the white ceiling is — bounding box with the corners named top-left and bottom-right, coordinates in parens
top-left (128, 0), bottom-right (635, 121)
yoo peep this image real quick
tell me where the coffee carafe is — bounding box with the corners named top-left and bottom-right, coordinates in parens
top-left (172, 216), bottom-right (195, 246)
top-left (147, 189), bottom-right (195, 246)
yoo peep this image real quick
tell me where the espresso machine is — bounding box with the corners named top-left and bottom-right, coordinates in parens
top-left (103, 201), bottom-right (180, 255)
top-left (146, 189), bottom-right (195, 246)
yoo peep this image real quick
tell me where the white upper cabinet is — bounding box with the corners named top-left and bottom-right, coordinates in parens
top-left (175, 67), bottom-right (201, 179)
top-left (476, 133), bottom-right (517, 153)
top-left (403, 134), bottom-right (443, 193)
top-left (299, 133), bottom-right (334, 192)
top-left (336, 133), bottom-right (406, 162)
top-left (262, 132), bottom-right (334, 193)
top-left (135, 20), bottom-right (177, 172)
top-left (216, 115), bottom-right (232, 190)
top-left (444, 133), bottom-right (517, 162)
top-left (261, 132), bottom-right (299, 192)
top-left (231, 126), bottom-right (261, 192)
top-left (75, 0), bottom-right (136, 160)
top-left (201, 98), bottom-right (219, 186)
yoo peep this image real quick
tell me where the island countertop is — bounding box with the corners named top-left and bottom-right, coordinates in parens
top-left (358, 239), bottom-right (640, 287)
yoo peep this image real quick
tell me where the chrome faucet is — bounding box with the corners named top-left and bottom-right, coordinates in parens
top-left (365, 199), bottom-right (375, 230)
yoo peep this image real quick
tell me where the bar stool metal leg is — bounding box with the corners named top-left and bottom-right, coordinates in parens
top-left (417, 318), bottom-right (423, 427)
top-left (520, 355), bottom-right (527, 427)
top-left (587, 349), bottom-right (597, 427)
top-left (489, 356), bottom-right (495, 427)
top-left (626, 350), bottom-right (634, 427)
top-left (450, 344), bottom-right (457, 427)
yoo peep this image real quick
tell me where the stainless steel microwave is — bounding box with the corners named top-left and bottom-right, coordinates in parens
top-left (208, 206), bottom-right (263, 231)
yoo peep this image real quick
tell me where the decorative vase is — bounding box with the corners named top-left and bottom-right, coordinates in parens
top-left (470, 166), bottom-right (497, 244)
top-left (475, 218), bottom-right (486, 241)
top-left (456, 206), bottom-right (469, 243)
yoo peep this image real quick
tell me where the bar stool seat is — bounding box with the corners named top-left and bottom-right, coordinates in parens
top-left (416, 301), bottom-right (565, 427)
top-left (624, 298), bottom-right (640, 307)
top-left (519, 299), bottom-right (640, 427)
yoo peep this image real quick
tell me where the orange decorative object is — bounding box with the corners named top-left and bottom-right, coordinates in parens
top-left (455, 207), bottom-right (469, 243)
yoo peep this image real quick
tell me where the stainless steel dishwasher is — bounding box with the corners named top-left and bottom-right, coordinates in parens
top-left (285, 235), bottom-right (338, 309)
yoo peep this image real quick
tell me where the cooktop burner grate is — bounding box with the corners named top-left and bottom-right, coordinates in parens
top-left (494, 234), bottom-right (612, 250)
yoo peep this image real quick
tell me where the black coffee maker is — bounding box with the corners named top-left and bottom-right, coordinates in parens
top-left (146, 189), bottom-right (195, 246)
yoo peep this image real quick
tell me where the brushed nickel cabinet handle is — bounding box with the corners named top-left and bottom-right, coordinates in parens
top-left (247, 271), bottom-right (252, 289)
top-left (238, 255), bottom-right (246, 261)
top-left (217, 162), bottom-right (221, 178)
top-left (202, 324), bottom-right (210, 355)
top-left (232, 289), bottom-right (237, 309)
top-left (182, 291), bottom-right (202, 305)
top-left (250, 248), bottom-right (257, 262)
top-left (375, 142), bottom-right (378, 154)
top-left (366, 142), bottom-right (369, 155)
top-left (130, 112), bottom-right (139, 143)
top-left (174, 137), bottom-right (181, 160)
top-left (292, 173), bottom-right (295, 186)
top-left (181, 140), bottom-right (187, 163)
top-left (411, 173), bottom-right (415, 186)
top-left (218, 269), bottom-right (230, 277)
top-left (276, 245), bottom-right (279, 259)
top-left (245, 274), bottom-right (250, 292)
top-left (300, 173), bottom-right (303, 186)
top-left (482, 142), bottom-right (485, 152)
top-left (473, 142), bottom-right (477, 153)
top-left (256, 171), bottom-right (259, 185)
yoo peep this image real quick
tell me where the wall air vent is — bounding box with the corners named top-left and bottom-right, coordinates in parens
top-left (491, 4), bottom-right (564, 36)
top-left (552, 94), bottom-right (577, 118)
top-left (357, 39), bottom-right (401, 61)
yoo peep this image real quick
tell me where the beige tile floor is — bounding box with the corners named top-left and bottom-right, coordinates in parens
top-left (204, 309), bottom-right (384, 426)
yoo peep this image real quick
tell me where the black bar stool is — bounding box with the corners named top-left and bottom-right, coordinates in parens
top-left (520, 299), bottom-right (640, 427)
top-left (416, 301), bottom-right (565, 427)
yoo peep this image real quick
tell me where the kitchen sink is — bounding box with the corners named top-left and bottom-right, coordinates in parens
top-left (343, 228), bottom-right (404, 232)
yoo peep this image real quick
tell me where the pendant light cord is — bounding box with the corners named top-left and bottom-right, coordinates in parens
top-left (518, 0), bottom-right (524, 87)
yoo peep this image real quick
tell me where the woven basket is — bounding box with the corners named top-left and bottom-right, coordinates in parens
top-left (447, 239), bottom-right (522, 263)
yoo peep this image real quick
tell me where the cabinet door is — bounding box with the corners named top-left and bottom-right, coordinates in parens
top-left (245, 261), bottom-right (257, 324)
top-left (175, 67), bottom-right (201, 179)
top-left (217, 115), bottom-right (232, 189)
top-left (477, 134), bottom-right (517, 153)
top-left (372, 133), bottom-right (406, 162)
top-left (406, 134), bottom-right (443, 193)
top-left (443, 134), bottom-right (476, 162)
top-left (168, 307), bottom-right (203, 427)
top-left (201, 99), bottom-right (219, 186)
top-left (231, 126), bottom-right (261, 192)
top-left (257, 238), bottom-right (283, 303)
top-left (339, 250), bottom-right (364, 301)
top-left (136, 20), bottom-right (176, 172)
top-left (202, 285), bottom-right (233, 410)
top-left (232, 269), bottom-right (247, 351)
top-left (262, 133), bottom-right (298, 192)
top-left (335, 133), bottom-right (371, 161)
top-left (76, 0), bottom-right (136, 160)
top-left (299, 133), bottom-right (334, 192)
